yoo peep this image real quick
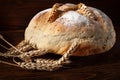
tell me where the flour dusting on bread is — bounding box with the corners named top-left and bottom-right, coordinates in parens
top-left (56, 11), bottom-right (89, 27)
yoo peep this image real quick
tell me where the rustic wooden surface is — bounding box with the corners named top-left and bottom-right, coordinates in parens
top-left (0, 0), bottom-right (120, 80)
top-left (0, 26), bottom-right (120, 80)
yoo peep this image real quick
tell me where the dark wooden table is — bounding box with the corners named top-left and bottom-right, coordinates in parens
top-left (0, 0), bottom-right (120, 80)
top-left (0, 27), bottom-right (120, 80)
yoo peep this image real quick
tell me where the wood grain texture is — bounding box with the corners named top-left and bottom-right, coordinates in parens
top-left (0, 0), bottom-right (120, 80)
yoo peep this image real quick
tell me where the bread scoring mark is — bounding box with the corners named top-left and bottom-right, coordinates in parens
top-left (48, 3), bottom-right (63, 22)
top-left (47, 3), bottom-right (97, 23)
top-left (58, 3), bottom-right (78, 11)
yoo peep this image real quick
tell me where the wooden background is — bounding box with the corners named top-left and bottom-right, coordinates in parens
top-left (0, 0), bottom-right (120, 30)
top-left (0, 0), bottom-right (120, 80)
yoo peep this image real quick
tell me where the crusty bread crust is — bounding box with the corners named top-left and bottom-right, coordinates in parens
top-left (25, 3), bottom-right (116, 56)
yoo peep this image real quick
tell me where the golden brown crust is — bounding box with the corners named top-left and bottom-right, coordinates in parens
top-left (25, 3), bottom-right (116, 56)
top-left (72, 43), bottom-right (102, 56)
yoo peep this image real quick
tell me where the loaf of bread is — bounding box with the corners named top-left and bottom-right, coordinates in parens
top-left (25, 3), bottom-right (116, 56)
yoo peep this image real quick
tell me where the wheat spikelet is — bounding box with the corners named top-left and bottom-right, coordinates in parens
top-left (77, 3), bottom-right (96, 19)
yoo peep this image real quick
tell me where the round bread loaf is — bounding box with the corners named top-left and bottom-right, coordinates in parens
top-left (25, 3), bottom-right (116, 56)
